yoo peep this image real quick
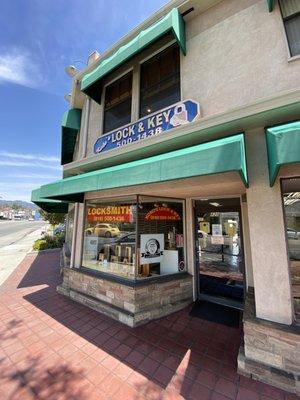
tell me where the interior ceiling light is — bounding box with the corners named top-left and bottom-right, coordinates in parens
top-left (209, 202), bottom-right (221, 207)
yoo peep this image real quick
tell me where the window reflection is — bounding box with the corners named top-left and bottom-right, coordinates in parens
top-left (139, 44), bottom-right (180, 117)
top-left (103, 72), bottom-right (132, 134)
top-left (137, 198), bottom-right (185, 278)
top-left (81, 197), bottom-right (186, 280)
top-left (282, 178), bottom-right (300, 261)
top-left (82, 201), bottom-right (136, 278)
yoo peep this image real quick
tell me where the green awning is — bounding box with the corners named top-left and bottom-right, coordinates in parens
top-left (81, 8), bottom-right (186, 103)
top-left (31, 188), bottom-right (69, 213)
top-left (266, 121), bottom-right (300, 186)
top-left (61, 108), bottom-right (82, 165)
top-left (267, 0), bottom-right (274, 12)
top-left (39, 134), bottom-right (248, 202)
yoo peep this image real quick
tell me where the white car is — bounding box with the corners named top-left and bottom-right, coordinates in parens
top-left (86, 223), bottom-right (120, 238)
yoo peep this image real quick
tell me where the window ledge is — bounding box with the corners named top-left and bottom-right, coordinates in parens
top-left (77, 266), bottom-right (190, 287)
top-left (288, 54), bottom-right (300, 63)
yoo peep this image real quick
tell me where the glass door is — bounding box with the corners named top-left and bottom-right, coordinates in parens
top-left (194, 197), bottom-right (245, 310)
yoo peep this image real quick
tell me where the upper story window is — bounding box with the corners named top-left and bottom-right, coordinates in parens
top-left (279, 0), bottom-right (300, 57)
top-left (103, 72), bottom-right (132, 134)
top-left (139, 43), bottom-right (180, 118)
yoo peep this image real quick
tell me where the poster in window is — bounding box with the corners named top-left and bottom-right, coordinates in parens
top-left (140, 234), bottom-right (164, 265)
top-left (212, 224), bottom-right (222, 236)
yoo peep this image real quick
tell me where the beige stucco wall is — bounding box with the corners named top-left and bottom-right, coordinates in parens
top-left (245, 128), bottom-right (293, 325)
top-left (68, 0), bottom-right (298, 325)
top-left (72, 0), bottom-right (300, 163)
top-left (182, 0), bottom-right (300, 116)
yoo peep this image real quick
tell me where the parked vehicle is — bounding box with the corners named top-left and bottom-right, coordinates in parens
top-left (54, 223), bottom-right (66, 235)
top-left (85, 223), bottom-right (120, 237)
top-left (287, 228), bottom-right (300, 239)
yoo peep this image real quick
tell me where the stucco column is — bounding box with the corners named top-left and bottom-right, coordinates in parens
top-left (245, 128), bottom-right (293, 325)
top-left (73, 203), bottom-right (85, 268)
top-left (70, 203), bottom-right (79, 268)
top-left (185, 198), bottom-right (197, 301)
top-left (240, 200), bottom-right (254, 288)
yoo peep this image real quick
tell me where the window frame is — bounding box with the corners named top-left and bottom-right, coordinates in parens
top-left (278, 0), bottom-right (300, 58)
top-left (80, 194), bottom-right (187, 283)
top-left (99, 38), bottom-right (181, 138)
top-left (280, 177), bottom-right (300, 262)
top-left (138, 42), bottom-right (181, 118)
top-left (101, 67), bottom-right (134, 135)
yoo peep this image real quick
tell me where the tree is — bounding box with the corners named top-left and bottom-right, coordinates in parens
top-left (11, 203), bottom-right (21, 211)
top-left (39, 209), bottom-right (66, 226)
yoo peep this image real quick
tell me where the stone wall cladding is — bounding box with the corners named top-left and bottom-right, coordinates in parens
top-left (58, 268), bottom-right (193, 327)
top-left (238, 291), bottom-right (300, 395)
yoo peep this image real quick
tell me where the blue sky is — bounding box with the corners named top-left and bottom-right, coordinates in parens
top-left (0, 0), bottom-right (167, 202)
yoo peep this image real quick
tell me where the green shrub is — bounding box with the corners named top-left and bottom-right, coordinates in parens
top-left (32, 234), bottom-right (64, 251)
top-left (32, 239), bottom-right (48, 251)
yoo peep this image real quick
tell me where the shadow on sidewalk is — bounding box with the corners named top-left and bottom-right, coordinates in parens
top-left (0, 250), bottom-right (245, 400)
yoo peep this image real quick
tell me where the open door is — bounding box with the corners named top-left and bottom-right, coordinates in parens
top-left (194, 197), bottom-right (245, 310)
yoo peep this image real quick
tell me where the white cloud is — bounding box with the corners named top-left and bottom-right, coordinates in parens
top-left (0, 48), bottom-right (42, 87)
top-left (0, 160), bottom-right (61, 170)
top-left (0, 182), bottom-right (45, 189)
top-left (6, 172), bottom-right (60, 180)
top-left (0, 151), bottom-right (60, 163)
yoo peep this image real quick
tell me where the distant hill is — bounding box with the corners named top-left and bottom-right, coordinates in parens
top-left (0, 200), bottom-right (38, 210)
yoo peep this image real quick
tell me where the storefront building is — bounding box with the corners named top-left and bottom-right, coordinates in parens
top-left (32, 0), bottom-right (300, 394)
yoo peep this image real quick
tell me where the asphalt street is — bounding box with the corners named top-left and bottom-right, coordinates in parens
top-left (0, 220), bottom-right (47, 285)
top-left (0, 220), bottom-right (45, 248)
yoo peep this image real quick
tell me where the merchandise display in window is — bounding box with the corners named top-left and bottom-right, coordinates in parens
top-left (81, 196), bottom-right (186, 280)
top-left (82, 201), bottom-right (136, 278)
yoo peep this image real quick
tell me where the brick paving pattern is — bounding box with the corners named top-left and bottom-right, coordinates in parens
top-left (0, 250), bottom-right (298, 400)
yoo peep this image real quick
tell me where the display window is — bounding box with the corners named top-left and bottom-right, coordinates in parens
top-left (136, 196), bottom-right (185, 278)
top-left (82, 198), bottom-right (137, 278)
top-left (81, 195), bottom-right (186, 280)
top-left (282, 178), bottom-right (300, 261)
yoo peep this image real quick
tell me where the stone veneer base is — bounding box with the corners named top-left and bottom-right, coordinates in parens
top-left (238, 291), bottom-right (300, 395)
top-left (57, 267), bottom-right (193, 327)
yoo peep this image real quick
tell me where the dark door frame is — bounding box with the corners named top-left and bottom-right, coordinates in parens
top-left (193, 197), bottom-right (246, 310)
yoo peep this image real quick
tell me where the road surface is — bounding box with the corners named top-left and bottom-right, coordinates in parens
top-left (0, 220), bottom-right (47, 285)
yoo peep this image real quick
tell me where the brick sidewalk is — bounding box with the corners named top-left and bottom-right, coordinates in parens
top-left (0, 251), bottom-right (298, 400)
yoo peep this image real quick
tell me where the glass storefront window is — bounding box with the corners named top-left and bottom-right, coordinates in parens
top-left (137, 196), bottom-right (185, 278)
top-left (82, 199), bottom-right (137, 278)
top-left (81, 196), bottom-right (186, 280)
top-left (282, 178), bottom-right (300, 261)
